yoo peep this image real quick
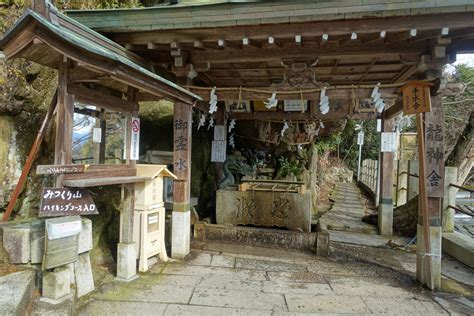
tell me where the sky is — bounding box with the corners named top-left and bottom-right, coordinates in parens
top-left (445, 53), bottom-right (474, 73)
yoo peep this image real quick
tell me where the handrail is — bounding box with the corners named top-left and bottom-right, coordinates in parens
top-left (400, 171), bottom-right (419, 178)
top-left (448, 205), bottom-right (474, 217)
top-left (449, 183), bottom-right (474, 193)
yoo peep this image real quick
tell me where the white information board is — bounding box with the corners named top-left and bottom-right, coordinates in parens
top-left (46, 217), bottom-right (82, 240)
top-left (357, 131), bottom-right (364, 145)
top-left (376, 119), bottom-right (382, 132)
top-left (130, 117), bottom-right (140, 160)
top-left (381, 132), bottom-right (398, 152)
top-left (92, 127), bottom-right (102, 143)
top-left (284, 100), bottom-right (308, 112)
top-left (214, 125), bottom-right (226, 140)
top-left (211, 140), bottom-right (227, 162)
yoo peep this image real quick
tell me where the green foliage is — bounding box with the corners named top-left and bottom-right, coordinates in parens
top-left (277, 156), bottom-right (302, 178)
top-left (53, 0), bottom-right (141, 9)
top-left (339, 119), bottom-right (380, 171)
top-left (314, 133), bottom-right (341, 155)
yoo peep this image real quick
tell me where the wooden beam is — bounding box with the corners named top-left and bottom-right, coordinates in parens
top-left (185, 87), bottom-right (398, 101)
top-left (383, 101), bottom-right (403, 119)
top-left (267, 36), bottom-right (282, 47)
top-left (358, 58), bottom-right (377, 84)
top-left (189, 42), bottom-right (426, 64)
top-left (111, 12), bottom-right (474, 45)
top-left (68, 84), bottom-right (138, 113)
top-left (69, 68), bottom-right (108, 83)
top-left (242, 37), bottom-right (261, 48)
top-left (392, 64), bottom-right (418, 84)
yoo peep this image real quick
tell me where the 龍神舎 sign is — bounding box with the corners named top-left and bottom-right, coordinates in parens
top-left (39, 188), bottom-right (98, 217)
top-left (400, 81), bottom-right (432, 115)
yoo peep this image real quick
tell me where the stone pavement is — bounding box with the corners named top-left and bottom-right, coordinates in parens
top-left (76, 245), bottom-right (467, 315)
top-left (319, 182), bottom-right (378, 234)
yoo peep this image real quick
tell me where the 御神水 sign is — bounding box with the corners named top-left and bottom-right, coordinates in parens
top-left (39, 187), bottom-right (98, 217)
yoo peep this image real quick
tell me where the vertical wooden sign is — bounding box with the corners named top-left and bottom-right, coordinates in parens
top-left (173, 103), bottom-right (192, 182)
top-left (424, 96), bottom-right (445, 198)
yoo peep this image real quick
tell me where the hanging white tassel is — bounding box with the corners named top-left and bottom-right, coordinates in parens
top-left (281, 121), bottom-right (289, 137)
top-left (371, 83), bottom-right (385, 113)
top-left (229, 134), bottom-right (235, 148)
top-left (197, 113), bottom-right (206, 130)
top-left (320, 121), bottom-right (325, 129)
top-left (228, 119), bottom-right (236, 133)
top-left (264, 91), bottom-right (278, 109)
top-left (209, 87), bottom-right (218, 114)
top-left (319, 88), bottom-right (330, 115)
top-left (207, 116), bottom-right (214, 130)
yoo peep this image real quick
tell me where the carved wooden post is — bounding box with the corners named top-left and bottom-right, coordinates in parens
top-left (54, 57), bottom-right (73, 187)
top-left (378, 118), bottom-right (395, 235)
top-left (116, 88), bottom-right (139, 282)
top-left (172, 101), bottom-right (192, 259)
top-left (416, 93), bottom-right (445, 290)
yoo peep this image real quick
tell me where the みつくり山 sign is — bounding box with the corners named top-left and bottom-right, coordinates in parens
top-left (39, 188), bottom-right (98, 217)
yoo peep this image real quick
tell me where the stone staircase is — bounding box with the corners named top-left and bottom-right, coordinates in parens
top-left (319, 182), bottom-right (378, 235)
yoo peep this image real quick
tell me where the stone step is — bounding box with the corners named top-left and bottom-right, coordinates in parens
top-left (442, 232), bottom-right (474, 268)
top-left (0, 269), bottom-right (37, 315)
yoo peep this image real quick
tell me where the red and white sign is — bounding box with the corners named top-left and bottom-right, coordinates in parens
top-left (131, 117), bottom-right (140, 161)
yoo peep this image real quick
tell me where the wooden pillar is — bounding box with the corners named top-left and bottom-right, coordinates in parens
top-left (396, 160), bottom-right (409, 206)
top-left (116, 88), bottom-right (139, 282)
top-left (442, 166), bottom-right (458, 232)
top-left (416, 93), bottom-right (445, 290)
top-left (54, 58), bottom-right (74, 187)
top-left (407, 160), bottom-right (419, 200)
top-left (378, 118), bottom-right (395, 235)
top-left (214, 106), bottom-right (226, 186)
top-left (172, 101), bottom-right (192, 259)
top-left (98, 109), bottom-right (106, 164)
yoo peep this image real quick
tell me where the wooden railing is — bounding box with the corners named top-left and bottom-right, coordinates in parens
top-left (360, 159), bottom-right (378, 196)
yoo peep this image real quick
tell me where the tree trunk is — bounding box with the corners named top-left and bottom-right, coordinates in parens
top-left (446, 111), bottom-right (473, 185)
top-left (363, 195), bottom-right (418, 237)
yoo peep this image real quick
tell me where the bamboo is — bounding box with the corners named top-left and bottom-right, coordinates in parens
top-left (2, 90), bottom-right (58, 222)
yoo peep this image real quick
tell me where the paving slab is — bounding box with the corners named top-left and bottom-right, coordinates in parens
top-left (185, 252), bottom-right (212, 266)
top-left (139, 274), bottom-right (203, 287)
top-left (267, 271), bottom-right (326, 283)
top-left (78, 301), bottom-right (168, 315)
top-left (92, 283), bottom-right (194, 304)
top-left (210, 254), bottom-right (235, 268)
top-left (162, 264), bottom-right (268, 281)
top-left (363, 297), bottom-right (448, 314)
top-left (234, 257), bottom-right (307, 272)
top-left (190, 288), bottom-right (286, 311)
top-left (285, 294), bottom-right (370, 313)
top-left (164, 304), bottom-right (272, 316)
top-left (261, 281), bottom-right (333, 295)
top-left (329, 279), bottom-right (417, 298)
top-left (198, 276), bottom-right (262, 292)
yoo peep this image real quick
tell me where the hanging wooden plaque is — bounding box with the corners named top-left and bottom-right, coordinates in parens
top-left (400, 81), bottom-right (433, 115)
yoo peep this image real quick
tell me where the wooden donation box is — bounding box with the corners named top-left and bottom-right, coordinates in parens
top-left (132, 165), bottom-right (177, 272)
top-left (216, 181), bottom-right (312, 232)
